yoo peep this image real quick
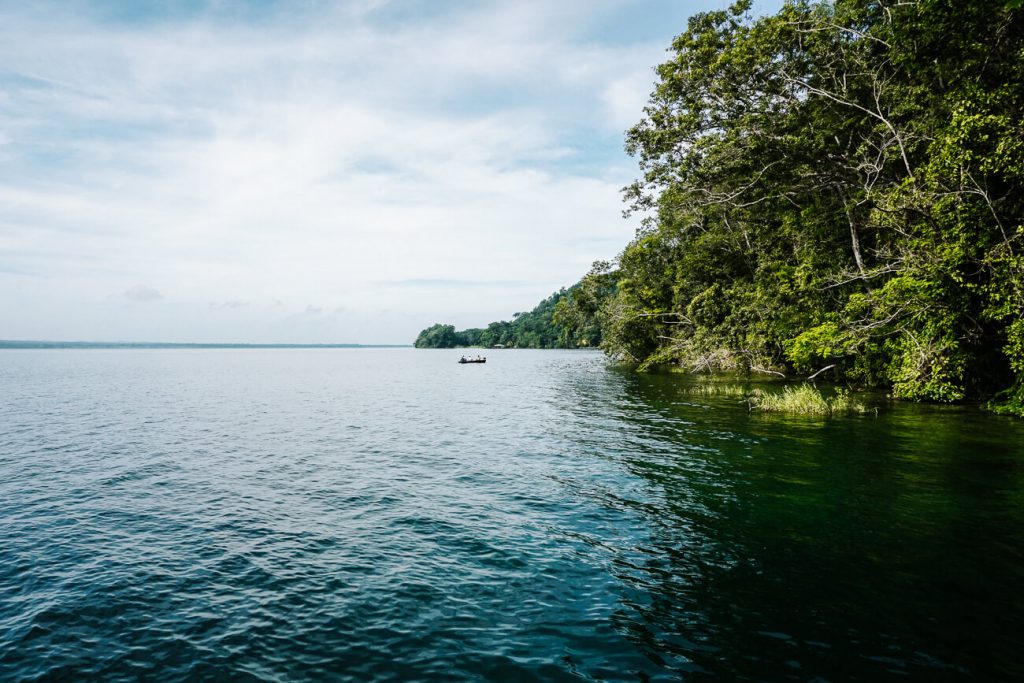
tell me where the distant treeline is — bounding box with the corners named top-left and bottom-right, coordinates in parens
top-left (414, 271), bottom-right (617, 349)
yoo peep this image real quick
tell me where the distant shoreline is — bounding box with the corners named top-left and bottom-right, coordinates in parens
top-left (0, 340), bottom-right (411, 350)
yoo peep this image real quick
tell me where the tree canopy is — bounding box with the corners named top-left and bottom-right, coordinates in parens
top-left (413, 273), bottom-right (616, 349)
top-left (599, 0), bottom-right (1024, 414)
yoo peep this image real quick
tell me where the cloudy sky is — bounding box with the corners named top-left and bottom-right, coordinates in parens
top-left (0, 0), bottom-right (778, 344)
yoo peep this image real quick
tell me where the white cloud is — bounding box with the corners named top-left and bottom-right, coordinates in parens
top-left (603, 72), bottom-right (659, 132)
top-left (211, 300), bottom-right (249, 310)
top-left (0, 0), bottom-right (704, 343)
top-left (124, 284), bottom-right (163, 302)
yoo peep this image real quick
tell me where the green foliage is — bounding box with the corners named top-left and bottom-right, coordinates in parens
top-left (601, 0), bottom-right (1024, 411)
top-left (413, 324), bottom-right (489, 348)
top-left (989, 384), bottom-right (1024, 417)
top-left (785, 322), bottom-right (843, 371)
top-left (414, 270), bottom-right (618, 349)
top-left (414, 324), bottom-right (461, 349)
top-left (990, 318), bottom-right (1024, 415)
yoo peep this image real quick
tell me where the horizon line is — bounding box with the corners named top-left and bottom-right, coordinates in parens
top-left (0, 339), bottom-right (412, 349)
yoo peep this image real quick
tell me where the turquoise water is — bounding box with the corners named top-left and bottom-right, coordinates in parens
top-left (1, 348), bottom-right (1022, 681)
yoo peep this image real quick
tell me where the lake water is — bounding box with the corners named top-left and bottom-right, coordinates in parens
top-left (1, 348), bottom-right (1023, 681)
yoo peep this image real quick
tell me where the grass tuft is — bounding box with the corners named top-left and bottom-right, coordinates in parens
top-left (749, 383), bottom-right (866, 416)
top-left (680, 383), bottom-right (750, 398)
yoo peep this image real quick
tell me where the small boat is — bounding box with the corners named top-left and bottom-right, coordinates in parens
top-left (458, 355), bottom-right (486, 364)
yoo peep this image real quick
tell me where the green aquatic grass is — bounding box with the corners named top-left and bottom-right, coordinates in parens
top-left (749, 383), bottom-right (866, 416)
top-left (679, 382), bottom-right (750, 398)
top-left (680, 381), bottom-right (868, 416)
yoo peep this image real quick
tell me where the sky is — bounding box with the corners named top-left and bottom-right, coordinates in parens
top-left (0, 0), bottom-right (780, 344)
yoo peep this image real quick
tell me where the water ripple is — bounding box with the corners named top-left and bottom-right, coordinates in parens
top-left (2, 349), bottom-right (1023, 680)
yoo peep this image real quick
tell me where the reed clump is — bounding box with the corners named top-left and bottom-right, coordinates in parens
top-left (748, 384), bottom-right (866, 416)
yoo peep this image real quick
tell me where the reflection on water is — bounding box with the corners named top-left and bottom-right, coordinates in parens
top-left (0, 349), bottom-right (1022, 681)
top-left (554, 367), bottom-right (1024, 680)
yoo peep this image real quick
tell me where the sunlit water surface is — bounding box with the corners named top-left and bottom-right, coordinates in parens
top-left (1, 349), bottom-right (1023, 681)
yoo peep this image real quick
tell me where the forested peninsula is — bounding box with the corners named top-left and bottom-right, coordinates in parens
top-left (417, 0), bottom-right (1024, 416)
top-left (414, 272), bottom-right (614, 350)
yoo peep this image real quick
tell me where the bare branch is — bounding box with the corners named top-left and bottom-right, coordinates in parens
top-left (807, 364), bottom-right (837, 380)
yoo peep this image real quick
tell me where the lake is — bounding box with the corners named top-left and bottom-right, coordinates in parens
top-left (1, 348), bottom-right (1022, 681)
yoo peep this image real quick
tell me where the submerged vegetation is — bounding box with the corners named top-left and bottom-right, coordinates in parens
top-left (678, 382), bottom-right (751, 398)
top-left (678, 381), bottom-right (867, 415)
top-left (749, 384), bottom-right (867, 416)
top-left (419, 0), bottom-right (1024, 416)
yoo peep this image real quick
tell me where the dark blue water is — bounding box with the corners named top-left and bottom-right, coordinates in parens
top-left (1, 349), bottom-right (1023, 681)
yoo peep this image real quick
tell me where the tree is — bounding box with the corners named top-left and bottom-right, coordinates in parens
top-left (413, 324), bottom-right (460, 349)
top-left (607, 0), bottom-right (1024, 412)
